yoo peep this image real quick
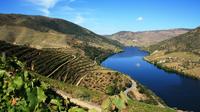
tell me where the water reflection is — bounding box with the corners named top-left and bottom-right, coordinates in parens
top-left (102, 47), bottom-right (200, 112)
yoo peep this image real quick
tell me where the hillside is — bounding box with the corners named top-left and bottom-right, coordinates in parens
top-left (145, 27), bottom-right (200, 79)
top-left (0, 40), bottom-right (130, 94)
top-left (0, 40), bottom-right (169, 107)
top-left (107, 29), bottom-right (189, 46)
top-left (0, 55), bottom-right (92, 111)
top-left (0, 45), bottom-right (176, 112)
top-left (146, 27), bottom-right (200, 53)
top-left (0, 14), bottom-right (123, 62)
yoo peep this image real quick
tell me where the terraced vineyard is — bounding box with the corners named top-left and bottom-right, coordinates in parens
top-left (0, 41), bottom-right (131, 94)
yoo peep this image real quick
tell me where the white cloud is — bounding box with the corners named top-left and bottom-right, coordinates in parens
top-left (136, 16), bottom-right (144, 21)
top-left (26, 0), bottom-right (94, 27)
top-left (27, 0), bottom-right (60, 16)
top-left (74, 14), bottom-right (85, 24)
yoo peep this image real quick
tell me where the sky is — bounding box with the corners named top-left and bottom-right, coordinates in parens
top-left (0, 0), bottom-right (200, 34)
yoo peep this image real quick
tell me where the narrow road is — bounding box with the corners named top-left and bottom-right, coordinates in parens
top-left (123, 79), bottom-right (165, 107)
top-left (124, 79), bottom-right (136, 96)
top-left (52, 88), bottom-right (102, 112)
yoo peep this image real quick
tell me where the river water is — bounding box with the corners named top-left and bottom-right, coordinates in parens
top-left (101, 47), bottom-right (200, 112)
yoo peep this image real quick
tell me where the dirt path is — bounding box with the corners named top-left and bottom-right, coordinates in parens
top-left (124, 79), bottom-right (136, 96)
top-left (124, 79), bottom-right (148, 100)
top-left (52, 88), bottom-right (102, 112)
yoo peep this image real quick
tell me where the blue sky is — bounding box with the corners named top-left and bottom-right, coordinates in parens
top-left (0, 0), bottom-right (200, 34)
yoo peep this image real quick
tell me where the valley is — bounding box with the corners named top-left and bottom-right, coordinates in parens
top-left (1, 0), bottom-right (200, 111)
top-left (104, 25), bottom-right (200, 112)
top-left (0, 14), bottom-right (176, 111)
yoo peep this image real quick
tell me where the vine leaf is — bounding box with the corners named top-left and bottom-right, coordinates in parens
top-left (13, 76), bottom-right (23, 89)
top-left (37, 87), bottom-right (47, 103)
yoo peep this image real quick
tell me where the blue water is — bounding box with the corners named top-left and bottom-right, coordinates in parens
top-left (101, 47), bottom-right (200, 112)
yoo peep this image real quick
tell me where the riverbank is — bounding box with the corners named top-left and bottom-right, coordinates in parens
top-left (124, 77), bottom-right (167, 107)
top-left (98, 49), bottom-right (124, 64)
top-left (142, 47), bottom-right (200, 79)
top-left (144, 57), bottom-right (199, 80)
top-left (144, 51), bottom-right (200, 80)
top-left (101, 47), bottom-right (170, 107)
top-left (101, 47), bottom-right (200, 111)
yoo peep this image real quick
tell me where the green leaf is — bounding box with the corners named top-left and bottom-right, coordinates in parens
top-left (50, 99), bottom-right (60, 106)
top-left (27, 87), bottom-right (38, 111)
top-left (0, 70), bottom-right (6, 78)
top-left (40, 81), bottom-right (48, 90)
top-left (13, 76), bottom-right (23, 89)
top-left (16, 99), bottom-right (30, 112)
top-left (16, 60), bottom-right (25, 69)
top-left (37, 87), bottom-right (47, 103)
top-left (68, 107), bottom-right (86, 112)
top-left (112, 96), bottom-right (126, 110)
top-left (23, 71), bottom-right (29, 80)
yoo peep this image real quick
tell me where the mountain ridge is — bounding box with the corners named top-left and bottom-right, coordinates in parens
top-left (112, 28), bottom-right (191, 34)
top-left (106, 28), bottom-right (190, 47)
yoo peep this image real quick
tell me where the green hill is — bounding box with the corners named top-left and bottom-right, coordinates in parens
top-left (145, 27), bottom-right (200, 79)
top-left (0, 14), bottom-right (123, 62)
top-left (0, 14), bottom-right (122, 48)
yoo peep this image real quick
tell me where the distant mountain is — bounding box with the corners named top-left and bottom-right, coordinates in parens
top-left (0, 14), bottom-right (122, 62)
top-left (106, 29), bottom-right (190, 47)
top-left (147, 27), bottom-right (200, 54)
top-left (145, 27), bottom-right (200, 79)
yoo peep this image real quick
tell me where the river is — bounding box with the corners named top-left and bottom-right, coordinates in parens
top-left (101, 47), bottom-right (200, 112)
